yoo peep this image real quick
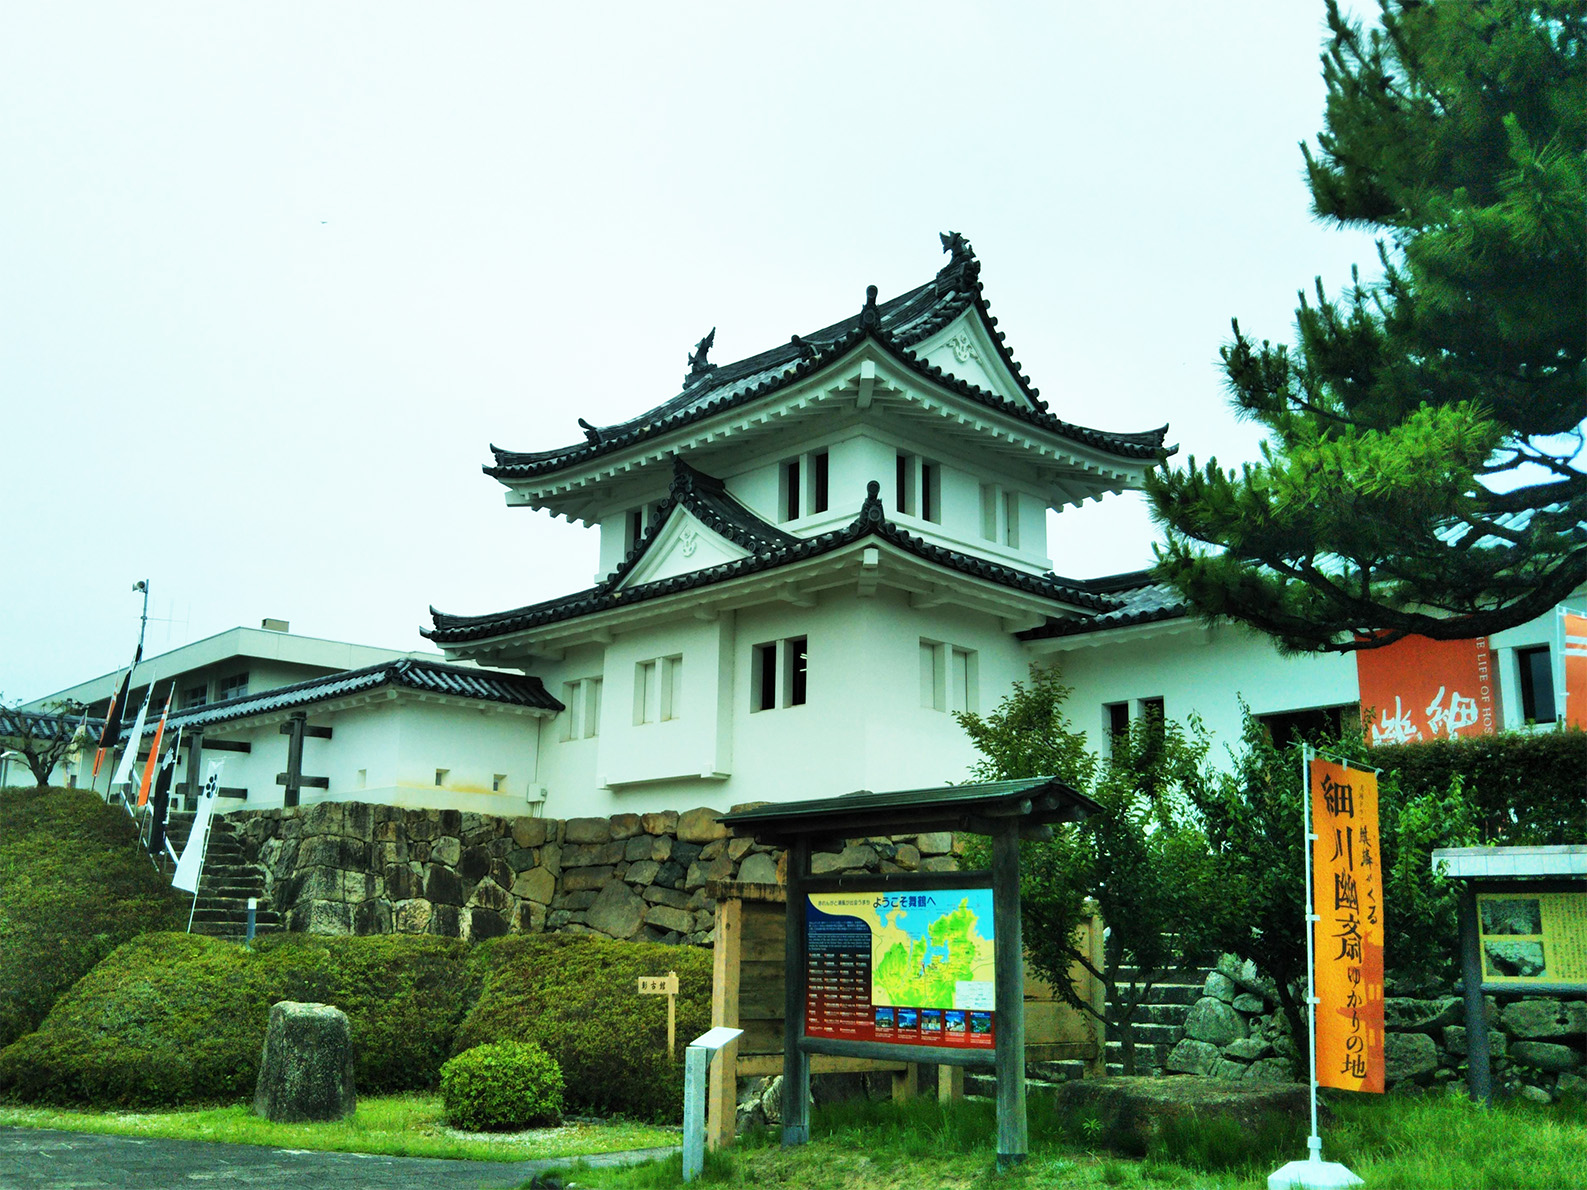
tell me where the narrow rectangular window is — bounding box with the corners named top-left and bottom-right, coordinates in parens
top-left (626, 507), bottom-right (644, 553)
top-left (1518, 646), bottom-right (1556, 723)
top-left (754, 642), bottom-right (777, 711)
top-left (434, 768), bottom-right (448, 787)
top-left (584, 678), bottom-right (602, 738)
top-left (811, 451), bottom-right (829, 514)
top-left (919, 640), bottom-right (944, 710)
top-left (783, 459), bottom-right (801, 522)
top-left (896, 452), bottom-right (914, 515)
top-left (921, 462), bottom-right (940, 524)
top-left (1003, 491), bottom-right (1020, 548)
top-left (787, 636), bottom-right (808, 706)
top-left (492, 773), bottom-right (507, 792)
top-left (1105, 701), bottom-right (1130, 741)
top-left (980, 484), bottom-right (998, 540)
top-left (661, 655), bottom-right (683, 721)
top-left (949, 646), bottom-right (974, 712)
top-left (356, 768), bottom-right (367, 789)
top-left (635, 660), bottom-right (656, 724)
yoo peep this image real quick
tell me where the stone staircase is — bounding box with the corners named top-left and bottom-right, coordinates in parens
top-left (165, 813), bottom-right (279, 941)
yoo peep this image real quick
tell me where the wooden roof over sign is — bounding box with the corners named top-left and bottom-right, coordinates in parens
top-left (717, 776), bottom-right (1099, 846)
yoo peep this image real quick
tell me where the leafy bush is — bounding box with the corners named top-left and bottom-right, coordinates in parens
top-left (440, 1041), bottom-right (564, 1131)
top-left (1371, 730), bottom-right (1586, 845)
top-left (0, 932), bottom-right (475, 1105)
top-left (0, 786), bottom-right (185, 1047)
top-left (457, 934), bottom-right (712, 1123)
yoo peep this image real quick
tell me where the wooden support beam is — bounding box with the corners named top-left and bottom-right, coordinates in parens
top-left (709, 898), bottom-right (743, 1152)
top-left (279, 721), bottom-right (332, 740)
top-left (781, 837), bottom-right (811, 1148)
top-left (203, 738), bottom-right (252, 754)
top-left (992, 823), bottom-right (1028, 1170)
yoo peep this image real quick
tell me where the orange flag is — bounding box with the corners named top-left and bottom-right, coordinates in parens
top-left (1311, 758), bottom-right (1384, 1093)
top-left (136, 686), bottom-right (173, 807)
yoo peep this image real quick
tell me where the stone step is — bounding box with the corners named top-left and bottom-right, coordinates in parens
top-left (1108, 1022), bottom-right (1182, 1044)
top-left (1105, 1040), bottom-right (1171, 1065)
top-left (1135, 1002), bottom-right (1194, 1026)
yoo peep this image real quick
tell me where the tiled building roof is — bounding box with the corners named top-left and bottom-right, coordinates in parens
top-left (428, 467), bottom-right (1121, 646)
top-left (133, 658), bottom-right (562, 737)
top-left (1017, 570), bottom-right (1189, 640)
top-left (485, 235), bottom-right (1170, 482)
top-left (0, 707), bottom-right (100, 742)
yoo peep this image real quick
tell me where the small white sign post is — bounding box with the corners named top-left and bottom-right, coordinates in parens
top-left (682, 1026), bottom-right (743, 1183)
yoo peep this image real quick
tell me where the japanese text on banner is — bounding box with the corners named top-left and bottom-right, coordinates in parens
top-left (1311, 758), bottom-right (1384, 1093)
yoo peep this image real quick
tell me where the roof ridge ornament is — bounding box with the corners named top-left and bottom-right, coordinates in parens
top-left (936, 230), bottom-right (980, 291)
top-left (860, 285), bottom-right (880, 330)
top-left (577, 417), bottom-right (602, 445)
top-left (686, 327), bottom-right (718, 385)
top-left (790, 334), bottom-right (818, 360)
top-left (861, 479), bottom-right (885, 524)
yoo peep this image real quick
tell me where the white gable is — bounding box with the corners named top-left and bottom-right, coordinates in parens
top-left (913, 312), bottom-right (1028, 405)
top-left (616, 506), bottom-right (751, 588)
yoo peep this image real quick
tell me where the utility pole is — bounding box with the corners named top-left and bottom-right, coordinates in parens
top-left (133, 579), bottom-right (149, 663)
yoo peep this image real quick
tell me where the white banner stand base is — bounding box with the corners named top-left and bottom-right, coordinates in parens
top-left (1269, 1157), bottom-right (1364, 1190)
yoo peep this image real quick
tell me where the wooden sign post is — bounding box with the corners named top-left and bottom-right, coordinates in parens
top-left (639, 970), bottom-right (680, 1060)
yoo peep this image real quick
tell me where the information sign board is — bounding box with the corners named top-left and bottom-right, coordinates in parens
top-left (804, 884), bottom-right (995, 1051)
top-left (1477, 891), bottom-right (1587, 984)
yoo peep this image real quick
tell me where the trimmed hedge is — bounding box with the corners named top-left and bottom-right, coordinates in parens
top-left (0, 930), bottom-right (710, 1117)
top-left (0, 932), bottom-right (476, 1105)
top-left (0, 786), bottom-right (185, 1047)
top-left (457, 934), bottom-right (712, 1123)
top-left (1373, 729), bottom-right (1586, 845)
top-left (441, 1042), bottom-right (564, 1131)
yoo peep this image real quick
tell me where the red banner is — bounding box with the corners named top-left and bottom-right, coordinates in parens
top-left (1565, 613), bottom-right (1587, 730)
top-left (1357, 635), bottom-right (1498, 745)
top-left (1311, 758), bottom-right (1384, 1093)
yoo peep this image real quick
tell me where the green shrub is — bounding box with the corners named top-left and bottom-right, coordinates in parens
top-left (440, 1041), bottom-right (564, 1131)
top-left (0, 932), bottom-right (475, 1106)
top-left (457, 934), bottom-right (712, 1123)
top-left (0, 786), bottom-right (186, 1047)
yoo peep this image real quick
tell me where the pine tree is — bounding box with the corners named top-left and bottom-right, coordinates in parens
top-left (1147, 0), bottom-right (1585, 654)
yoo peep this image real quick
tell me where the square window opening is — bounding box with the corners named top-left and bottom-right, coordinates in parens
top-left (1517, 646), bottom-right (1556, 723)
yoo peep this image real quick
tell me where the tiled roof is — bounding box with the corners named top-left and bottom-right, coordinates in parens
top-left (485, 235), bottom-right (1170, 482)
top-left (427, 472), bottom-right (1122, 646)
top-left (0, 707), bottom-right (100, 743)
top-left (133, 658), bottom-right (562, 736)
top-left (1017, 570), bottom-right (1188, 640)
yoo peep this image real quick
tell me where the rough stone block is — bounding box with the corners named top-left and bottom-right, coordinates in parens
top-left (1184, 997), bottom-right (1248, 1047)
top-left (458, 846), bottom-right (491, 882)
top-left (431, 836), bottom-right (462, 867)
top-left (1204, 971), bottom-right (1239, 1003)
top-left (643, 885), bottom-right (693, 910)
top-left (705, 852), bottom-right (734, 882)
top-left (510, 817), bottom-right (549, 848)
top-left (915, 832), bottom-right (953, 856)
top-left (586, 880), bottom-right (645, 940)
top-left (1224, 1037), bottom-right (1273, 1062)
top-left (563, 865), bottom-right (616, 893)
top-left (700, 839), bottom-right (727, 861)
top-left (297, 836), bottom-right (369, 871)
top-left (677, 807), bottom-right (728, 844)
top-left (892, 844), bottom-right (920, 870)
top-left (685, 861), bottom-right (708, 891)
top-left (727, 836), bottom-right (754, 861)
top-left (1383, 997), bottom-right (1462, 1031)
top-left (1500, 998), bottom-right (1587, 1040)
top-left (608, 812), bottom-right (641, 840)
top-left (654, 860), bottom-right (685, 888)
top-left (625, 859), bottom-right (661, 886)
top-left (671, 841), bottom-right (704, 866)
top-left (1232, 993), bottom-right (1267, 1015)
top-left (641, 810), bottom-right (678, 835)
top-left (467, 907), bottom-right (510, 940)
top-left (518, 901), bottom-right (547, 933)
top-left (288, 900), bottom-right (355, 935)
top-left (394, 898), bottom-right (432, 934)
top-left (625, 836), bottom-right (654, 862)
top-left (557, 890), bottom-right (599, 911)
top-left (1443, 1025), bottom-right (1506, 1059)
top-left (1509, 1041), bottom-right (1581, 1072)
top-left (425, 865), bottom-right (463, 906)
top-left (738, 853), bottom-right (779, 884)
top-left (1245, 1058), bottom-right (1295, 1083)
top-left (428, 903), bottom-right (460, 937)
top-left (253, 1002), bottom-right (356, 1123)
top-left (646, 904), bottom-right (694, 934)
top-left (1384, 1031), bottom-right (1439, 1083)
top-left (1165, 1039), bottom-right (1220, 1075)
top-left (384, 865), bottom-right (421, 901)
top-left (468, 880), bottom-right (511, 913)
top-left (811, 844), bottom-right (878, 875)
top-left (919, 856), bottom-right (959, 873)
top-left (564, 817), bottom-right (612, 845)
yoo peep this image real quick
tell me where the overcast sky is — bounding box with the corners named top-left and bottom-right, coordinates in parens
top-left (2, 1), bottom-right (1386, 703)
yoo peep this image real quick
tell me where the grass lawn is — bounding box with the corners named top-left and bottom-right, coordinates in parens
top-left (532, 1089), bottom-right (1587, 1190)
top-left (0, 1093), bottom-right (679, 1163)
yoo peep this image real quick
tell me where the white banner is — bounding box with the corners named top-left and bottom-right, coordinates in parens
top-left (109, 691), bottom-right (152, 790)
top-left (172, 760), bottom-right (225, 893)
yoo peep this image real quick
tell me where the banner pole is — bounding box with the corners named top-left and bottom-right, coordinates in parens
top-left (1302, 743), bottom-right (1321, 1164)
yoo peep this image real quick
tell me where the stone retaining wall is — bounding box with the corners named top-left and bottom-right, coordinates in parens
top-left (1163, 954), bottom-right (1585, 1103)
top-left (227, 802), bottom-right (959, 946)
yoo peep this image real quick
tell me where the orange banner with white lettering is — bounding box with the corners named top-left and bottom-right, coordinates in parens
top-left (1357, 634), bottom-right (1498, 745)
top-left (1565, 613), bottom-right (1587, 730)
top-left (1311, 758), bottom-right (1384, 1093)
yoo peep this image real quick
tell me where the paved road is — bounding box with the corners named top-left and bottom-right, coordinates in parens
top-left (0, 1128), bottom-right (677, 1190)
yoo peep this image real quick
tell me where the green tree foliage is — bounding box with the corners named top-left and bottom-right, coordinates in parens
top-left (957, 667), bottom-right (1227, 1075)
top-left (1148, 0), bottom-right (1585, 654)
top-left (1191, 711), bottom-right (1482, 1057)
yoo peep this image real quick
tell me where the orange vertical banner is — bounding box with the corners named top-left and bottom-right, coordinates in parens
top-left (1311, 758), bottom-right (1384, 1093)
top-left (1564, 613), bottom-right (1587, 729)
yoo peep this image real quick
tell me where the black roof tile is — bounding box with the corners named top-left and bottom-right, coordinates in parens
top-left (486, 235), bottom-right (1170, 482)
top-left (427, 473), bottom-right (1122, 646)
top-left (1016, 570), bottom-right (1188, 640)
